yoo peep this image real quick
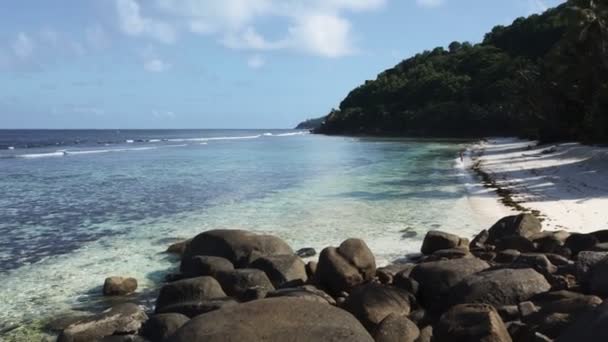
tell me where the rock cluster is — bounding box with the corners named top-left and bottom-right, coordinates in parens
top-left (59, 214), bottom-right (608, 341)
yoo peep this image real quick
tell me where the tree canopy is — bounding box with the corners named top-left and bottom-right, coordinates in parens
top-left (315, 0), bottom-right (608, 142)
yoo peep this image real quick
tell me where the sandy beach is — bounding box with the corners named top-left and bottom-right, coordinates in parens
top-left (467, 138), bottom-right (608, 233)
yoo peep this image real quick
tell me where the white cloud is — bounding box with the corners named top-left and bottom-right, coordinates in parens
top-left (288, 13), bottom-right (354, 58)
top-left (116, 0), bottom-right (177, 44)
top-left (113, 0), bottom-right (386, 58)
top-left (144, 58), bottom-right (171, 72)
top-left (221, 27), bottom-right (286, 50)
top-left (13, 32), bottom-right (34, 59)
top-left (247, 54), bottom-right (265, 68)
top-left (416, 0), bottom-right (444, 8)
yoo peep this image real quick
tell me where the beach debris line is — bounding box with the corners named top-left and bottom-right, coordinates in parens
top-left (56, 214), bottom-right (608, 341)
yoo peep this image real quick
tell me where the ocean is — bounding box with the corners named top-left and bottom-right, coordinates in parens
top-left (0, 129), bottom-right (493, 339)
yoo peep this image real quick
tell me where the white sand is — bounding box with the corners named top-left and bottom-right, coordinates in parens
top-left (466, 137), bottom-right (608, 233)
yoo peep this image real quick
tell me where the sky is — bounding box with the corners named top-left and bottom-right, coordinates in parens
top-left (0, 0), bottom-right (565, 129)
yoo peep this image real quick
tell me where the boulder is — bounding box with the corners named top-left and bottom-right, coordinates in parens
top-left (103, 277), bottom-right (138, 296)
top-left (488, 214), bottom-right (542, 243)
top-left (266, 285), bottom-right (336, 305)
top-left (575, 251), bottom-right (608, 283)
top-left (588, 256), bottom-right (608, 296)
top-left (377, 263), bottom-right (415, 285)
top-left (495, 235), bottom-right (536, 252)
top-left (167, 240), bottom-right (190, 256)
top-left (179, 255), bottom-right (234, 278)
top-left (250, 254), bottom-right (307, 288)
top-left (342, 283), bottom-right (412, 331)
top-left (434, 304), bottom-right (512, 342)
top-left (448, 268), bottom-right (551, 307)
top-left (58, 303), bottom-right (147, 342)
top-left (184, 229), bottom-right (293, 267)
top-left (513, 253), bottom-right (558, 275)
top-left (470, 229), bottom-right (489, 249)
top-left (373, 313), bottom-right (420, 342)
top-left (565, 233), bottom-right (599, 256)
top-left (155, 298), bottom-right (238, 317)
top-left (495, 249), bottom-right (521, 264)
top-left (409, 257), bottom-right (489, 306)
top-left (416, 326), bottom-right (433, 342)
top-left (306, 261), bottom-right (317, 279)
top-left (142, 313), bottom-right (190, 342)
top-left (420, 231), bottom-right (468, 255)
top-left (531, 290), bottom-right (602, 314)
top-left (167, 297), bottom-right (374, 342)
top-left (315, 239), bottom-right (376, 295)
top-left (556, 301), bottom-right (608, 342)
top-left (428, 248), bottom-right (471, 261)
top-left (533, 231), bottom-right (570, 253)
top-left (214, 269), bottom-right (275, 300)
top-left (155, 276), bottom-right (227, 313)
top-left (296, 247), bottom-right (316, 258)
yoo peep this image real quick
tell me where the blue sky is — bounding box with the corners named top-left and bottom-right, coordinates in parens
top-left (0, 0), bottom-right (564, 129)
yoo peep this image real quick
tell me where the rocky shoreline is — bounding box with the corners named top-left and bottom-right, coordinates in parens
top-left (54, 213), bottom-right (608, 341)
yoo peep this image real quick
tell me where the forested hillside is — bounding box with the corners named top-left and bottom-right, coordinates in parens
top-left (315, 0), bottom-right (608, 142)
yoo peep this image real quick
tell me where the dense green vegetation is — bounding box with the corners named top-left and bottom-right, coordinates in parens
top-left (315, 0), bottom-right (608, 142)
top-left (295, 116), bottom-right (325, 130)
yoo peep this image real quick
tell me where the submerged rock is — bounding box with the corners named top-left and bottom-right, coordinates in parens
top-left (58, 303), bottom-right (147, 342)
top-left (103, 277), bottom-right (138, 296)
top-left (296, 247), bottom-right (316, 258)
top-left (167, 297), bottom-right (374, 342)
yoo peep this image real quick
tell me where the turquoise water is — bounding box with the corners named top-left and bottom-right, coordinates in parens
top-left (0, 130), bottom-right (491, 338)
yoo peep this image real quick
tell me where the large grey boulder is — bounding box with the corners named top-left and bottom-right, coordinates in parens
top-left (575, 251), bottom-right (608, 282)
top-left (556, 301), bottom-right (608, 342)
top-left (409, 257), bottom-right (489, 305)
top-left (373, 313), bottom-right (419, 342)
top-left (420, 230), bottom-right (468, 255)
top-left (266, 285), bottom-right (336, 305)
top-left (565, 233), bottom-right (599, 255)
top-left (315, 238), bottom-right (376, 295)
top-left (142, 313), bottom-right (190, 342)
top-left (434, 304), bottom-right (512, 342)
top-left (184, 229), bottom-right (293, 267)
top-left (167, 297), bottom-right (374, 342)
top-left (342, 283), bottom-right (412, 331)
top-left (155, 276), bottom-right (227, 313)
top-left (448, 268), bottom-right (551, 307)
top-left (214, 268), bottom-right (275, 300)
top-left (179, 255), bottom-right (234, 278)
top-left (587, 255), bottom-right (608, 296)
top-left (488, 214), bottom-right (542, 243)
top-left (58, 303), bottom-right (147, 342)
top-left (250, 254), bottom-right (308, 288)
